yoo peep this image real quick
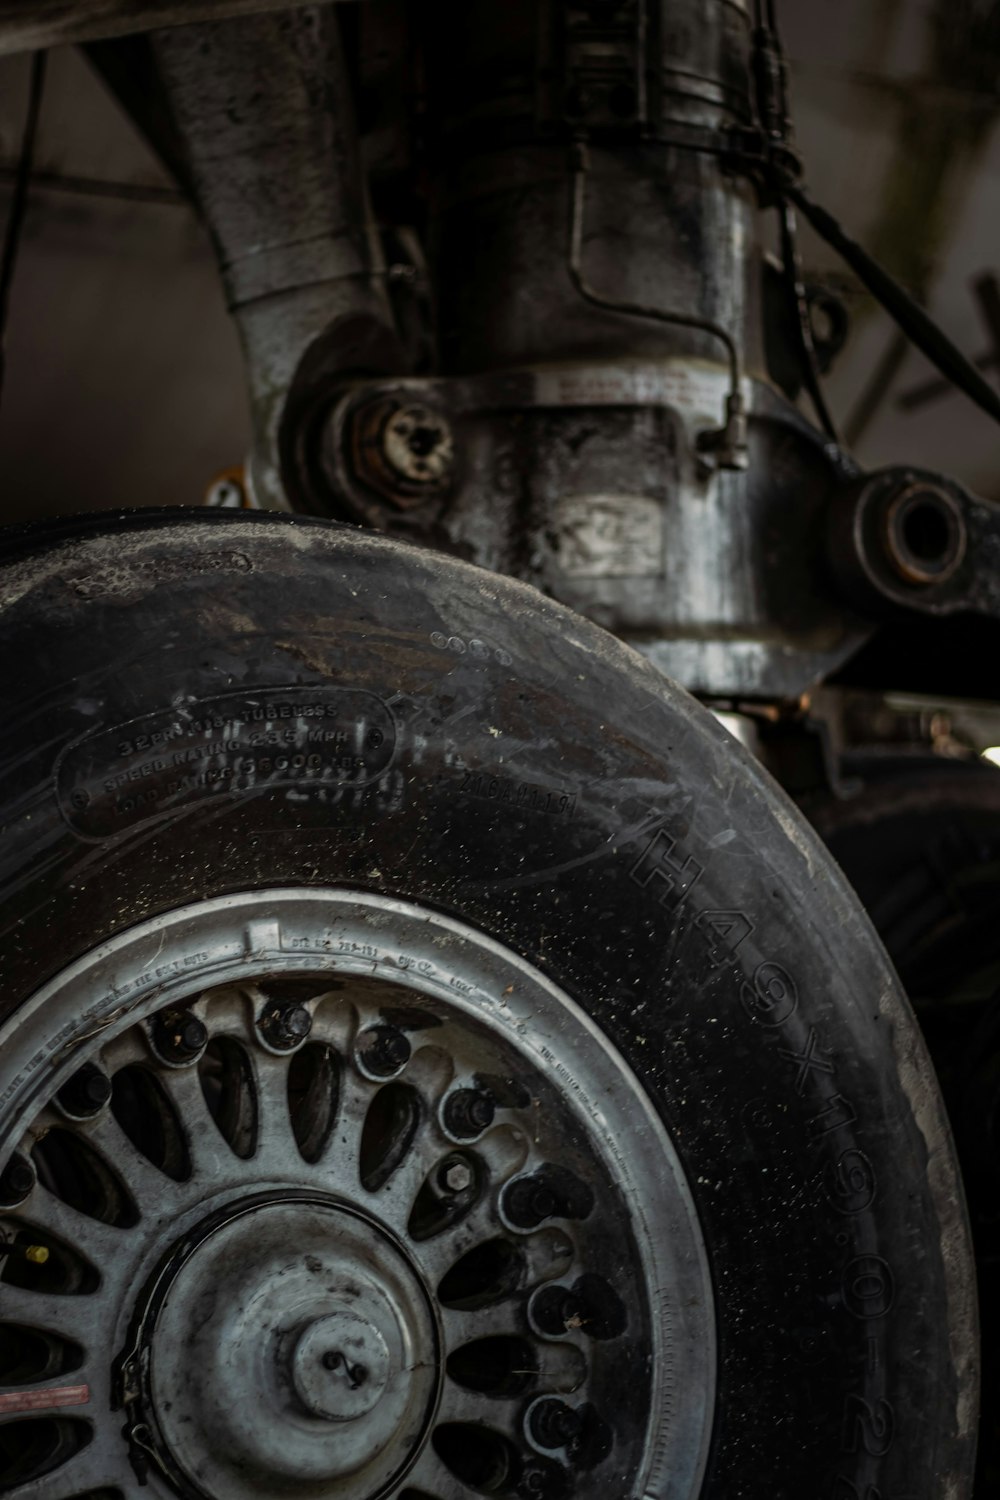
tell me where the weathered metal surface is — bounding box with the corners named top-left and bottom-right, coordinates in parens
top-left (88, 0), bottom-right (1000, 700)
top-left (0, 0), bottom-right (361, 58)
top-left (423, 0), bottom-right (762, 379)
top-left (142, 6), bottom-right (398, 510)
top-left (314, 362), bottom-right (870, 699)
top-left (828, 466), bottom-right (1000, 619)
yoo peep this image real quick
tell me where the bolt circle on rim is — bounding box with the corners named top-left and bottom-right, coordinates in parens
top-left (0, 891), bottom-right (714, 1500)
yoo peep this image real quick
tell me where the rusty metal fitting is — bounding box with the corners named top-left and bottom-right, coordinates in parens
top-left (350, 397), bottom-right (455, 507)
top-left (881, 482), bottom-right (967, 587)
top-left (204, 468), bottom-right (252, 509)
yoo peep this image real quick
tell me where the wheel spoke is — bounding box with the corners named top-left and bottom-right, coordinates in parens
top-left (435, 1381), bottom-right (524, 1431)
top-left (365, 1131), bottom-right (448, 1235)
top-left (398, 1445), bottom-right (471, 1499)
top-left (323, 1063), bottom-right (371, 1145)
top-left (311, 1067), bottom-right (375, 1196)
top-left (14, 1184), bottom-right (131, 1271)
top-left (3, 1435), bottom-right (127, 1500)
top-left (420, 1198), bottom-right (506, 1275)
top-left (95, 1025), bottom-right (154, 1076)
top-left (248, 1050), bottom-right (298, 1169)
top-left (0, 1286), bottom-right (107, 1347)
top-left (156, 1062), bottom-right (236, 1179)
top-left (473, 1124), bottom-right (531, 1181)
top-left (308, 997), bottom-right (357, 1052)
top-left (440, 1301), bottom-right (528, 1343)
top-left (73, 1110), bottom-right (184, 1217)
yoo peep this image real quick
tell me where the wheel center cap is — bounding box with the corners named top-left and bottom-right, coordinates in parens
top-left (290, 1310), bottom-right (390, 1421)
top-left (135, 1193), bottom-right (440, 1499)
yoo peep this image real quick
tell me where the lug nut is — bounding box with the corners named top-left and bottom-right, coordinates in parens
top-left (444, 1088), bottom-right (495, 1139)
top-left (530, 1398), bottom-right (583, 1450)
top-left (518, 1466), bottom-right (548, 1498)
top-left (503, 1177), bottom-right (558, 1228)
top-left (440, 1158), bottom-right (474, 1194)
top-left (358, 1025), bottom-right (411, 1077)
top-left (152, 1010), bottom-right (207, 1064)
top-left (0, 1152), bottom-right (35, 1208)
top-left (258, 1002), bottom-right (312, 1052)
top-left (530, 1286), bottom-right (583, 1337)
top-left (56, 1063), bottom-right (112, 1119)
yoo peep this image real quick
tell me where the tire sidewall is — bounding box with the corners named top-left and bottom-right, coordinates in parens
top-left (0, 513), bottom-right (977, 1498)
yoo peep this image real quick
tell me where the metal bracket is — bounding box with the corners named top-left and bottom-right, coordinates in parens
top-left (537, 0), bottom-right (649, 135)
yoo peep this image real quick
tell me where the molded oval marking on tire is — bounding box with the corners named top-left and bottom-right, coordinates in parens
top-left (826, 1149), bottom-right (878, 1215)
top-left (842, 1255), bottom-right (895, 1320)
top-left (56, 686), bottom-right (395, 839)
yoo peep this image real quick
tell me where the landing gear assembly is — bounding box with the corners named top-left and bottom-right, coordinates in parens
top-left (0, 0), bottom-right (991, 1495)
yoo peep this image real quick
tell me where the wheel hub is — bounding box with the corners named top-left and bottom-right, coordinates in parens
top-left (290, 1312), bottom-right (389, 1422)
top-left (133, 1194), bottom-right (439, 1497)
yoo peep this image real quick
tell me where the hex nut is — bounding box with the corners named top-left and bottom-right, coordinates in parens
top-left (358, 1025), bottom-right (411, 1077)
top-left (443, 1160), bottom-right (474, 1194)
top-left (258, 1002), bottom-right (312, 1052)
top-left (56, 1062), bottom-right (112, 1119)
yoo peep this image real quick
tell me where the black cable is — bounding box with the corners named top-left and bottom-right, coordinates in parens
top-left (785, 181), bottom-right (1000, 429)
top-left (778, 202), bottom-right (838, 442)
top-left (0, 52), bottom-right (47, 400)
top-left (748, 2), bottom-right (1000, 435)
top-left (752, 0), bottom-right (837, 435)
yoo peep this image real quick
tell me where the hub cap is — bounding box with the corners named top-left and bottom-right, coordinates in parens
top-left (141, 1195), bottom-right (439, 1496)
top-left (0, 891), bottom-right (714, 1499)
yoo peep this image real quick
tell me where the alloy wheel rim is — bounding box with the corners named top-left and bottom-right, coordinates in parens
top-left (0, 890), bottom-right (714, 1500)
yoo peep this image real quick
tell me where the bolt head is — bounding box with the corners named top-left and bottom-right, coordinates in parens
top-left (444, 1088), bottom-right (496, 1138)
top-left (0, 1154), bottom-right (35, 1205)
top-left (531, 1186), bottom-right (558, 1219)
top-left (58, 1063), bottom-right (112, 1117)
top-left (178, 1016), bottom-right (207, 1051)
top-left (279, 1005), bottom-right (312, 1042)
top-left (8, 1161), bottom-right (33, 1194)
top-left (361, 1026), bottom-right (411, 1076)
top-left (443, 1160), bottom-right (473, 1193)
top-left (84, 1071), bottom-right (111, 1106)
top-left (529, 1397), bottom-right (582, 1451)
top-left (154, 1011), bottom-right (207, 1061)
top-left (469, 1096), bottom-right (493, 1130)
top-left (260, 1002), bottom-right (312, 1051)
